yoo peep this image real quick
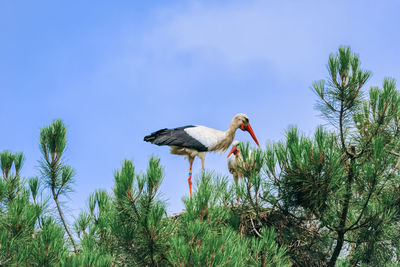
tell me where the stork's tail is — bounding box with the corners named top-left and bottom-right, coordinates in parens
top-left (143, 128), bottom-right (169, 143)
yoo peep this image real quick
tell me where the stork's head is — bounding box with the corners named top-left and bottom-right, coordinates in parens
top-left (227, 140), bottom-right (240, 158)
top-left (231, 113), bottom-right (260, 147)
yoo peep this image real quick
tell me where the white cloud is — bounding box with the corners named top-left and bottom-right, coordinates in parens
top-left (141, 1), bottom-right (345, 77)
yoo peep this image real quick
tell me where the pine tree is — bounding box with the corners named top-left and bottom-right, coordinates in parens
top-left (39, 119), bottom-right (79, 253)
top-left (0, 150), bottom-right (40, 265)
top-left (0, 150), bottom-right (70, 266)
top-left (263, 46), bottom-right (400, 266)
top-left (69, 189), bottom-right (114, 266)
top-left (111, 158), bottom-right (171, 266)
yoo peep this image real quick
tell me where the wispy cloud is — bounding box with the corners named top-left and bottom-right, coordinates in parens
top-left (140, 1), bottom-right (347, 78)
top-left (136, 0), bottom-right (400, 83)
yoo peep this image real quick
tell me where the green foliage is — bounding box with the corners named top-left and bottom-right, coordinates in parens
top-left (1, 150), bottom-right (16, 178)
top-left (249, 227), bottom-right (289, 266)
top-left (111, 157), bottom-right (171, 266)
top-left (39, 119), bottom-right (79, 253)
top-left (73, 189), bottom-right (115, 266)
top-left (168, 174), bottom-right (290, 267)
top-left (277, 126), bottom-right (344, 218)
top-left (39, 120), bottom-right (75, 199)
top-left (170, 174), bottom-right (236, 265)
top-left (0, 151), bottom-right (47, 266)
top-left (29, 176), bottom-right (41, 204)
top-left (40, 119), bottom-right (67, 161)
top-left (1, 47), bottom-right (400, 266)
top-left (313, 46), bottom-right (371, 127)
top-left (61, 252), bottom-right (113, 267)
top-left (169, 222), bottom-right (250, 266)
top-left (0, 150), bottom-right (24, 202)
top-left (28, 217), bottom-right (69, 266)
top-left (0, 189), bottom-right (42, 265)
top-left (306, 47), bottom-right (400, 266)
top-left (236, 142), bottom-right (266, 208)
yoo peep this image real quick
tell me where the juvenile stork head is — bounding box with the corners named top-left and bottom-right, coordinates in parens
top-left (231, 114), bottom-right (260, 147)
top-left (227, 140), bottom-right (240, 158)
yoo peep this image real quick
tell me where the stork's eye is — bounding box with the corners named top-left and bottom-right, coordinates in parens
top-left (245, 118), bottom-right (249, 123)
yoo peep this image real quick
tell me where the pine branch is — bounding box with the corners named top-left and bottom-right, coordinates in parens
top-left (52, 188), bottom-right (78, 253)
top-left (347, 189), bottom-right (374, 231)
top-left (328, 154), bottom-right (355, 267)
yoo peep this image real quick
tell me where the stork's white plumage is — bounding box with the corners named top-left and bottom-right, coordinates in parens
top-left (144, 113), bottom-right (260, 196)
top-left (227, 140), bottom-right (262, 185)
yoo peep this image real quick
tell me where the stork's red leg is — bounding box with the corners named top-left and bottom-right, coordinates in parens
top-left (188, 159), bottom-right (194, 196)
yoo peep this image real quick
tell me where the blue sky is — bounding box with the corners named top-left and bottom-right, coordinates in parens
top-left (1, 1), bottom-right (399, 220)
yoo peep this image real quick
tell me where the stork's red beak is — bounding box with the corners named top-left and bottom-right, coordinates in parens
top-left (245, 124), bottom-right (260, 147)
top-left (227, 145), bottom-right (238, 158)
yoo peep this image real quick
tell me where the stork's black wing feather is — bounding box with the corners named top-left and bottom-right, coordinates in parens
top-left (144, 125), bottom-right (208, 152)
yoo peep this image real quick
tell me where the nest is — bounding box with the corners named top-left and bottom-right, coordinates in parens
top-left (231, 206), bottom-right (329, 267)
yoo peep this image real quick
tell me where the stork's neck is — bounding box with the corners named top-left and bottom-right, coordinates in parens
top-left (224, 125), bottom-right (237, 146)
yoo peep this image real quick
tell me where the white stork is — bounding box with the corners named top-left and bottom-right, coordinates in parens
top-left (143, 113), bottom-right (260, 196)
top-left (227, 140), bottom-right (262, 185)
